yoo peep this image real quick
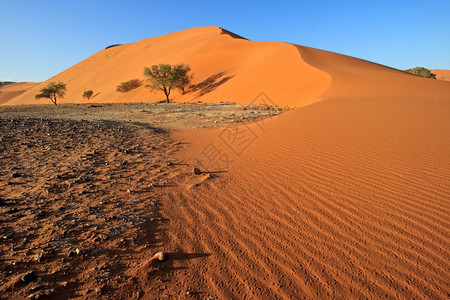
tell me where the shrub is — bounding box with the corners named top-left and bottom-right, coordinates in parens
top-left (116, 79), bottom-right (143, 92)
top-left (82, 90), bottom-right (94, 100)
top-left (404, 67), bottom-right (436, 79)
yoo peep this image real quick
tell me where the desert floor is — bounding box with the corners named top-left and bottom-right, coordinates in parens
top-left (0, 102), bottom-right (283, 299)
top-left (1, 99), bottom-right (448, 300)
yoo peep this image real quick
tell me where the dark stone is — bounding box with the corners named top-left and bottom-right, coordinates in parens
top-left (193, 168), bottom-right (202, 175)
top-left (21, 271), bottom-right (35, 283)
top-left (0, 197), bottom-right (5, 206)
top-left (12, 172), bottom-right (22, 178)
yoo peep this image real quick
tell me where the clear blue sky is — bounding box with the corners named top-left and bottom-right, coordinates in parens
top-left (1, 0), bottom-right (449, 82)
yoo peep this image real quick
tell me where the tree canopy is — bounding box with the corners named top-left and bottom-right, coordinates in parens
top-left (143, 64), bottom-right (191, 103)
top-left (35, 82), bottom-right (67, 106)
top-left (82, 90), bottom-right (94, 100)
top-left (404, 67), bottom-right (436, 79)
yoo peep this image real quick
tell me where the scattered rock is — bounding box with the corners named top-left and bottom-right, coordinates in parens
top-left (12, 172), bottom-right (22, 178)
top-left (31, 284), bottom-right (44, 291)
top-left (21, 271), bottom-right (36, 283)
top-left (34, 252), bottom-right (42, 263)
top-left (193, 167), bottom-right (202, 175)
top-left (167, 161), bottom-right (174, 166)
top-left (95, 287), bottom-right (102, 293)
top-left (0, 197), bottom-right (5, 206)
top-left (152, 251), bottom-right (167, 262)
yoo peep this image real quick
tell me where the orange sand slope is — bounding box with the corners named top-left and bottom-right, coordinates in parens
top-left (432, 69), bottom-right (450, 81)
top-left (161, 28), bottom-right (449, 298)
top-left (0, 82), bottom-right (37, 105)
top-left (171, 94), bottom-right (450, 298)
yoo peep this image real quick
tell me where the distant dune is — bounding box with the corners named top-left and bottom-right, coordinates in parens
top-left (0, 82), bottom-right (37, 105)
top-left (3, 26), bottom-right (450, 299)
top-left (432, 69), bottom-right (450, 81)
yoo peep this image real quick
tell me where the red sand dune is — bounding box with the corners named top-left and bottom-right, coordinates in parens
top-left (432, 69), bottom-right (450, 81)
top-left (4, 27), bottom-right (450, 298)
top-left (4, 26), bottom-right (331, 107)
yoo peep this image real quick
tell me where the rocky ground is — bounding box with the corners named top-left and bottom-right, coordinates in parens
top-left (0, 102), bottom-right (284, 299)
top-left (0, 101), bottom-right (284, 131)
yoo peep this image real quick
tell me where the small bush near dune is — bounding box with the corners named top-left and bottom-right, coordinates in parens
top-left (116, 79), bottom-right (143, 92)
top-left (404, 67), bottom-right (436, 79)
top-left (82, 90), bottom-right (94, 100)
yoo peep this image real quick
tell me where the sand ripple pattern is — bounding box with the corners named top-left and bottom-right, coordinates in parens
top-left (166, 96), bottom-right (450, 299)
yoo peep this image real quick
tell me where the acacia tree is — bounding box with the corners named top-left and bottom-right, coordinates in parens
top-left (35, 82), bottom-right (67, 106)
top-left (143, 64), bottom-right (191, 103)
top-left (82, 90), bottom-right (94, 100)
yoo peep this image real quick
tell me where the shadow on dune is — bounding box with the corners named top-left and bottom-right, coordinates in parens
top-left (188, 72), bottom-right (235, 98)
top-left (146, 252), bottom-right (211, 277)
top-left (167, 251), bottom-right (211, 261)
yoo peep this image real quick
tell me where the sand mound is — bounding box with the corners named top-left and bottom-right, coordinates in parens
top-left (432, 69), bottom-right (450, 81)
top-left (0, 82), bottom-right (37, 105)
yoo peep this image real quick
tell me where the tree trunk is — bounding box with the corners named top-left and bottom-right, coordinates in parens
top-left (163, 86), bottom-right (170, 103)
